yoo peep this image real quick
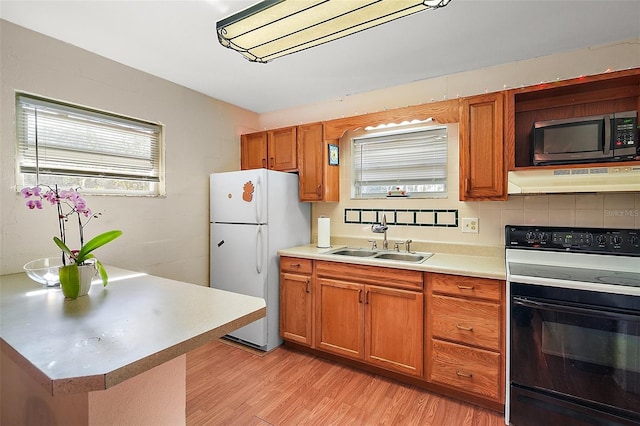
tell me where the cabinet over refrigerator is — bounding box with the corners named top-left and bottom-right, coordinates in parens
top-left (210, 169), bottom-right (310, 351)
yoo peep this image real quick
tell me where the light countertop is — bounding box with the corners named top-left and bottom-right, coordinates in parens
top-left (278, 244), bottom-right (506, 280)
top-left (0, 266), bottom-right (266, 395)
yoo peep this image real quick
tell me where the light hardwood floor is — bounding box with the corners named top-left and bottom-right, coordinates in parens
top-left (186, 340), bottom-right (504, 425)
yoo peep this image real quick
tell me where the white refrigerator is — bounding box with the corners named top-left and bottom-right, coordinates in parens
top-left (210, 169), bottom-right (310, 351)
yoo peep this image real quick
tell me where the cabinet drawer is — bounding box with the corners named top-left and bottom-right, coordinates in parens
top-left (280, 257), bottom-right (313, 274)
top-left (429, 339), bottom-right (501, 400)
top-left (317, 260), bottom-right (423, 290)
top-left (431, 294), bottom-right (500, 350)
top-left (430, 273), bottom-right (502, 301)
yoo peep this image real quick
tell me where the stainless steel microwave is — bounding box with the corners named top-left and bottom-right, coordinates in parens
top-left (533, 111), bottom-right (638, 165)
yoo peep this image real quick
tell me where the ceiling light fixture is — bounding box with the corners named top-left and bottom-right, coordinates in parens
top-left (216, 0), bottom-right (453, 63)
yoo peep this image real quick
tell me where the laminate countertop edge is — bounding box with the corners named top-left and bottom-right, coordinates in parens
top-left (279, 244), bottom-right (506, 280)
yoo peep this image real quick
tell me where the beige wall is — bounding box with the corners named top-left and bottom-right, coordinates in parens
top-left (260, 38), bottom-right (640, 249)
top-left (0, 20), bottom-right (260, 284)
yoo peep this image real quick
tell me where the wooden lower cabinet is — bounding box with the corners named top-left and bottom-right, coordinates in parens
top-left (316, 278), bottom-right (364, 359)
top-left (426, 273), bottom-right (505, 405)
top-left (279, 257), bottom-right (505, 411)
top-left (366, 284), bottom-right (423, 376)
top-left (314, 261), bottom-right (423, 377)
top-left (279, 257), bottom-right (313, 346)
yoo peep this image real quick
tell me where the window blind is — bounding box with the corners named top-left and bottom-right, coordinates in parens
top-left (352, 126), bottom-right (447, 198)
top-left (16, 93), bottom-right (163, 195)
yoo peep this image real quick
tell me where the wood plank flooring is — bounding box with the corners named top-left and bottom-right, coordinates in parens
top-left (186, 340), bottom-right (504, 425)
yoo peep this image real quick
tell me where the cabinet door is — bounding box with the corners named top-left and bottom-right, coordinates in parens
top-left (315, 277), bottom-right (364, 360)
top-left (459, 93), bottom-right (506, 200)
top-left (298, 123), bottom-right (325, 201)
top-left (268, 127), bottom-right (297, 171)
top-left (241, 132), bottom-right (267, 170)
top-left (280, 272), bottom-right (312, 346)
top-left (365, 285), bottom-right (423, 377)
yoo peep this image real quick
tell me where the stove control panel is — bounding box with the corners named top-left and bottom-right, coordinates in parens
top-left (506, 225), bottom-right (640, 256)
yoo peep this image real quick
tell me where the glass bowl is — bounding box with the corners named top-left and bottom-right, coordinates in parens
top-left (23, 257), bottom-right (63, 287)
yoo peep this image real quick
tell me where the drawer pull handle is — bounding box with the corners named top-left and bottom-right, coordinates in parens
top-left (305, 278), bottom-right (310, 293)
top-left (456, 370), bottom-right (473, 378)
top-left (456, 324), bottom-right (473, 331)
top-left (289, 263), bottom-right (301, 268)
top-left (457, 285), bottom-right (474, 290)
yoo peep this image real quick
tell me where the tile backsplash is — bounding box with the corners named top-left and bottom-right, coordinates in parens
top-left (344, 208), bottom-right (458, 227)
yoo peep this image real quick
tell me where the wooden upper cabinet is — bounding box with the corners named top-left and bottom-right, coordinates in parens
top-left (298, 123), bottom-right (339, 202)
top-left (459, 92), bottom-right (507, 201)
top-left (268, 127), bottom-right (298, 172)
top-left (241, 131), bottom-right (267, 170)
top-left (241, 127), bottom-right (297, 172)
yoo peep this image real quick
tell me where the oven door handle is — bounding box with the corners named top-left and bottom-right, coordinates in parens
top-left (513, 296), bottom-right (638, 322)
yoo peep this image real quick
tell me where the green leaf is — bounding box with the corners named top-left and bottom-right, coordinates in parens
top-left (53, 236), bottom-right (73, 257)
top-left (59, 264), bottom-right (80, 299)
top-left (96, 259), bottom-right (109, 287)
top-left (76, 230), bottom-right (123, 264)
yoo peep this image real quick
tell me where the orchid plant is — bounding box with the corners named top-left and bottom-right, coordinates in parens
top-left (21, 185), bottom-right (122, 286)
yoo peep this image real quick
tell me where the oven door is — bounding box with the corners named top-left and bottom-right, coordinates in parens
top-left (510, 283), bottom-right (640, 426)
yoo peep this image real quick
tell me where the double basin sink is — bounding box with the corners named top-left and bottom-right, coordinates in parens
top-left (326, 248), bottom-right (433, 264)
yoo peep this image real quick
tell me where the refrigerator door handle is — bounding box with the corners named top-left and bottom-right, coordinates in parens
top-left (256, 225), bottom-right (264, 274)
top-left (255, 174), bottom-right (263, 224)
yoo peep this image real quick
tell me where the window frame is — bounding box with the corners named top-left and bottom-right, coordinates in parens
top-left (15, 92), bottom-right (165, 196)
top-left (350, 124), bottom-right (448, 199)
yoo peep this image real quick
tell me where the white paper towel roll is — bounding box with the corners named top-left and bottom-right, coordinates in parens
top-left (317, 217), bottom-right (331, 248)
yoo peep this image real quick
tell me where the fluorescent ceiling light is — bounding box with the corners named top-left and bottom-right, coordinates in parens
top-left (217, 0), bottom-right (453, 63)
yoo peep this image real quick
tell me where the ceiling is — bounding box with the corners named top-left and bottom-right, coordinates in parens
top-left (1, 0), bottom-right (639, 114)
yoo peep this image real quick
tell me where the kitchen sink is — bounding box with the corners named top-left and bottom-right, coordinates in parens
top-left (374, 252), bottom-right (430, 263)
top-left (329, 248), bottom-right (377, 257)
top-left (327, 248), bottom-right (432, 263)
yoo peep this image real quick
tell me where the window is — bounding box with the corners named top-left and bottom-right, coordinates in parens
top-left (15, 93), bottom-right (164, 196)
top-left (351, 125), bottom-right (447, 198)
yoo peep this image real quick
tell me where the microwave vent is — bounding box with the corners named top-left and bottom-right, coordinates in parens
top-left (554, 169), bottom-right (571, 176)
top-left (589, 168), bottom-right (609, 174)
top-left (571, 169), bottom-right (589, 175)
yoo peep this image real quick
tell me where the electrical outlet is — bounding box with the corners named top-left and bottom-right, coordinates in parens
top-left (462, 217), bottom-right (479, 233)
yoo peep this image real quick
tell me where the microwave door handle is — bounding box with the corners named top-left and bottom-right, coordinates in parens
top-left (603, 114), bottom-right (611, 155)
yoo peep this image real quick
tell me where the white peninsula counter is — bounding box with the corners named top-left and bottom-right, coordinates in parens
top-left (0, 266), bottom-right (266, 426)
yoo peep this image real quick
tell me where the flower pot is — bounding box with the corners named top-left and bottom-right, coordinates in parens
top-left (59, 264), bottom-right (96, 299)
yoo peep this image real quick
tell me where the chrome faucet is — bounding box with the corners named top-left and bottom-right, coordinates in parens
top-left (371, 214), bottom-right (389, 250)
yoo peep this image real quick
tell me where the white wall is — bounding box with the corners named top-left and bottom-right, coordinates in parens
top-left (259, 38), bottom-right (640, 248)
top-left (0, 20), bottom-right (260, 284)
